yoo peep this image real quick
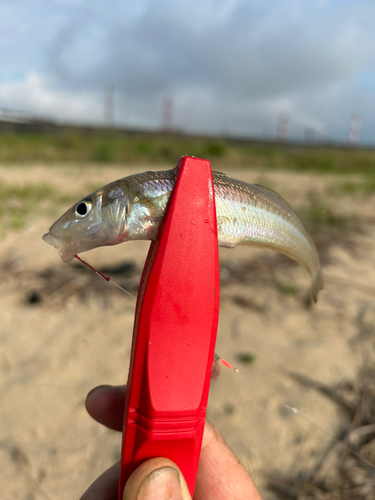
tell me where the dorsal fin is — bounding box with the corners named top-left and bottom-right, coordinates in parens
top-left (212, 171), bottom-right (228, 178)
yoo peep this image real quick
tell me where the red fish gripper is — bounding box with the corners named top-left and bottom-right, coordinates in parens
top-left (118, 156), bottom-right (220, 498)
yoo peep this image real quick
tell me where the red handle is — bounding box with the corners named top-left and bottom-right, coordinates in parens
top-left (118, 156), bottom-right (220, 498)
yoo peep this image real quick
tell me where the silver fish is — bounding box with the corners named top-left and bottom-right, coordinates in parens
top-left (43, 167), bottom-right (323, 301)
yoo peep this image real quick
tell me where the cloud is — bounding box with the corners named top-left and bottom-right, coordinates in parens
top-left (1, 0), bottom-right (375, 141)
top-left (0, 73), bottom-right (101, 123)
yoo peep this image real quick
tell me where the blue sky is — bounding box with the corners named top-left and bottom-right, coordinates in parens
top-left (1, 0), bottom-right (375, 143)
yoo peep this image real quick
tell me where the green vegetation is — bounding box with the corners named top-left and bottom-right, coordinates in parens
top-left (274, 279), bottom-right (297, 295)
top-left (235, 352), bottom-right (257, 364)
top-left (0, 180), bottom-right (75, 236)
top-left (329, 178), bottom-right (375, 197)
top-left (0, 132), bottom-right (228, 165)
top-left (0, 130), bottom-right (375, 176)
top-left (297, 192), bottom-right (353, 235)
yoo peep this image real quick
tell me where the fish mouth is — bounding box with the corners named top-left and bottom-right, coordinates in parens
top-left (42, 232), bottom-right (76, 263)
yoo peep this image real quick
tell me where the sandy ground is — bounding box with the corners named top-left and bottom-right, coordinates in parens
top-left (1, 162), bottom-right (375, 499)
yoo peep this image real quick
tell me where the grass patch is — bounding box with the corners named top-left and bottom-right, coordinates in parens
top-left (297, 192), bottom-right (352, 235)
top-left (329, 178), bottom-right (375, 197)
top-left (0, 131), bottom-right (375, 176)
top-left (0, 132), bottom-right (230, 165)
top-left (0, 179), bottom-right (76, 237)
top-left (274, 279), bottom-right (297, 295)
top-left (93, 141), bottom-right (117, 163)
top-left (0, 181), bottom-right (55, 201)
top-left (235, 352), bottom-right (257, 365)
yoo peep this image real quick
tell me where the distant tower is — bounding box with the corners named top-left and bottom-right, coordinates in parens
top-left (349, 113), bottom-right (361, 145)
top-left (277, 114), bottom-right (288, 142)
top-left (104, 85), bottom-right (115, 127)
top-left (162, 97), bottom-right (173, 132)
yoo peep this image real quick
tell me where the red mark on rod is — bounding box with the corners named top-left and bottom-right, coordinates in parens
top-left (220, 359), bottom-right (232, 369)
top-left (75, 255), bottom-right (110, 281)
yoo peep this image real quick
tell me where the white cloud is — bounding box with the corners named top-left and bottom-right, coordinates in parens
top-left (0, 73), bottom-right (101, 123)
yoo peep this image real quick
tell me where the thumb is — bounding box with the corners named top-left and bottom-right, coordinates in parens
top-left (123, 458), bottom-right (192, 500)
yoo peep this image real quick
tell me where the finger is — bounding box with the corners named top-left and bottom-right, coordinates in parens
top-left (80, 460), bottom-right (120, 500)
top-left (85, 385), bottom-right (126, 431)
top-left (80, 458), bottom-right (192, 500)
top-left (123, 458), bottom-right (191, 500)
top-left (195, 421), bottom-right (263, 500)
top-left (85, 387), bottom-right (263, 499)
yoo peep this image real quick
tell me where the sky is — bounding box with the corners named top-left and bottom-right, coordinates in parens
top-left (1, 0), bottom-right (375, 143)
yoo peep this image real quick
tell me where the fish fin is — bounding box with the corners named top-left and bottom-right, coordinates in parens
top-left (252, 184), bottom-right (289, 203)
top-left (311, 269), bottom-right (324, 303)
top-left (212, 171), bottom-right (228, 178)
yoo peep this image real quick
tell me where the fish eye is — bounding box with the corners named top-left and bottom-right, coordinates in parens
top-left (75, 200), bottom-right (92, 218)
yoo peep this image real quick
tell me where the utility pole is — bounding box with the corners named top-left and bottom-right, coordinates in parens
top-left (277, 114), bottom-right (288, 142)
top-left (349, 113), bottom-right (361, 146)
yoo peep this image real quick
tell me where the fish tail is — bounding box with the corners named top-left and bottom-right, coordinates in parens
top-left (311, 269), bottom-right (324, 303)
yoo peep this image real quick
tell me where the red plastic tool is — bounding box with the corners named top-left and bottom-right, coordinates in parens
top-left (118, 156), bottom-right (220, 498)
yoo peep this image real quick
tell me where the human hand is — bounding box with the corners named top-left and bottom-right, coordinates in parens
top-left (80, 385), bottom-right (263, 500)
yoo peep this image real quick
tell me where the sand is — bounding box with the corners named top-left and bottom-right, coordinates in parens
top-left (1, 163), bottom-right (374, 499)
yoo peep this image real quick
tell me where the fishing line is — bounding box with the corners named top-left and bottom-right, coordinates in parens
top-left (74, 254), bottom-right (137, 299)
top-left (74, 254), bottom-right (237, 373)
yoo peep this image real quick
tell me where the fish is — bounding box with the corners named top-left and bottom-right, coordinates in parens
top-left (43, 166), bottom-right (323, 301)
